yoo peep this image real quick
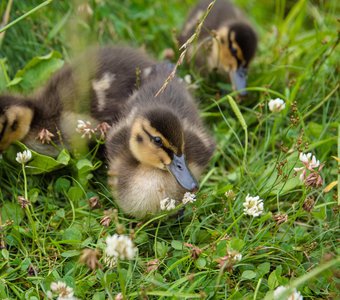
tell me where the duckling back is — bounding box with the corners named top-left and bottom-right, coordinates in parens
top-left (0, 46), bottom-right (156, 155)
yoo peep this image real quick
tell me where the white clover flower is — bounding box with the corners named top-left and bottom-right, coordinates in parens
top-left (105, 234), bottom-right (137, 265)
top-left (49, 281), bottom-right (77, 300)
top-left (274, 286), bottom-right (303, 300)
top-left (294, 152), bottom-right (321, 181)
top-left (233, 252), bottom-right (242, 262)
top-left (297, 152), bottom-right (320, 169)
top-left (182, 192), bottom-right (196, 204)
top-left (243, 194), bottom-right (264, 217)
top-left (160, 197), bottom-right (176, 211)
top-left (76, 120), bottom-right (97, 139)
top-left (268, 98), bottom-right (286, 112)
top-left (16, 150), bottom-right (32, 164)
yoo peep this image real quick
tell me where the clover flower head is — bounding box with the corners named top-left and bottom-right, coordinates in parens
top-left (36, 128), bottom-right (55, 144)
top-left (49, 281), bottom-right (77, 300)
top-left (160, 197), bottom-right (176, 211)
top-left (274, 286), bottom-right (303, 300)
top-left (294, 152), bottom-right (323, 185)
top-left (243, 194), bottom-right (264, 217)
top-left (268, 98), bottom-right (286, 112)
top-left (105, 234), bottom-right (137, 267)
top-left (76, 120), bottom-right (97, 139)
top-left (182, 192), bottom-right (196, 204)
top-left (16, 150), bottom-right (32, 164)
top-left (296, 152), bottom-right (320, 170)
top-left (79, 248), bottom-right (102, 270)
top-left (96, 122), bottom-right (111, 140)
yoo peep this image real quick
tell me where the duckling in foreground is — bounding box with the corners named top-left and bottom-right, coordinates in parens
top-left (179, 0), bottom-right (257, 95)
top-left (106, 64), bottom-right (215, 218)
top-left (0, 46), bottom-right (155, 156)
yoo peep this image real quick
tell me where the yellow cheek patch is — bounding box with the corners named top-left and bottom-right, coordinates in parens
top-left (129, 118), bottom-right (173, 169)
top-left (0, 106), bottom-right (34, 150)
top-left (230, 31), bottom-right (245, 65)
top-left (215, 27), bottom-right (237, 72)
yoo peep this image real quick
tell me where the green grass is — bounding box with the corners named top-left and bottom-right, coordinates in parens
top-left (0, 0), bottom-right (339, 299)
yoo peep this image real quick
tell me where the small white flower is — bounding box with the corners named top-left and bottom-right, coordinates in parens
top-left (268, 98), bottom-right (286, 112)
top-left (225, 190), bottom-right (236, 200)
top-left (49, 281), bottom-right (76, 300)
top-left (182, 192), bottom-right (196, 204)
top-left (16, 150), bottom-right (32, 164)
top-left (115, 293), bottom-right (124, 300)
top-left (299, 152), bottom-right (311, 164)
top-left (274, 285), bottom-right (303, 300)
top-left (233, 252), bottom-right (242, 262)
top-left (243, 194), bottom-right (264, 217)
top-left (105, 234), bottom-right (137, 264)
top-left (294, 152), bottom-right (321, 182)
top-left (160, 197), bottom-right (176, 211)
top-left (76, 120), bottom-right (97, 139)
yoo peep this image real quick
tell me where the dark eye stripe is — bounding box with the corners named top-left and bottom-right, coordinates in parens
top-left (0, 118), bottom-right (8, 142)
top-left (142, 126), bottom-right (174, 158)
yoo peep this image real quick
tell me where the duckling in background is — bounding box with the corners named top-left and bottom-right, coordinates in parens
top-left (106, 63), bottom-right (215, 219)
top-left (0, 46), bottom-right (155, 156)
top-left (179, 0), bottom-right (257, 95)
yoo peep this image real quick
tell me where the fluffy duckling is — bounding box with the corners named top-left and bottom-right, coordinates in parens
top-left (106, 64), bottom-right (215, 218)
top-left (179, 0), bottom-right (257, 95)
top-left (0, 46), bottom-right (155, 155)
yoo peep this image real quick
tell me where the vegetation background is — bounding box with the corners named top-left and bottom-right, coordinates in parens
top-left (0, 0), bottom-right (339, 299)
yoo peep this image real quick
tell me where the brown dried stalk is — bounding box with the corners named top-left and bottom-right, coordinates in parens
top-left (155, 0), bottom-right (216, 97)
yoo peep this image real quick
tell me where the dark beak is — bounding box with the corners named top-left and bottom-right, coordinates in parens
top-left (167, 154), bottom-right (199, 192)
top-left (230, 67), bottom-right (248, 95)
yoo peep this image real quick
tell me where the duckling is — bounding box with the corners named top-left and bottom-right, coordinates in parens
top-left (179, 0), bottom-right (257, 95)
top-left (0, 46), bottom-right (156, 155)
top-left (106, 63), bottom-right (215, 218)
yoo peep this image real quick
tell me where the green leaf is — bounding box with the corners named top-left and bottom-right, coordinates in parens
top-left (155, 241), bottom-right (169, 258)
top-left (257, 262), bottom-right (271, 277)
top-left (1, 249), bottom-right (9, 260)
top-left (1, 202), bottom-right (24, 225)
top-left (8, 51), bottom-right (64, 92)
top-left (93, 292), bottom-right (106, 300)
top-left (62, 226), bottom-right (83, 242)
top-left (171, 240), bottom-right (183, 250)
top-left (195, 257), bottom-right (207, 269)
top-left (241, 270), bottom-right (257, 280)
top-left (268, 271), bottom-right (277, 290)
top-left (3, 142), bottom-right (70, 174)
top-left (67, 186), bottom-right (84, 202)
top-left (54, 178), bottom-right (71, 193)
top-left (21, 257), bottom-right (31, 271)
top-left (229, 238), bottom-right (245, 251)
top-left (61, 250), bottom-right (81, 258)
top-left (76, 159), bottom-right (93, 172)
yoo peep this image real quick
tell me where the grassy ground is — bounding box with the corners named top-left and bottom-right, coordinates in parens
top-left (0, 0), bottom-right (339, 299)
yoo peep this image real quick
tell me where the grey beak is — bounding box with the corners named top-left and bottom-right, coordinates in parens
top-left (167, 154), bottom-right (199, 192)
top-left (230, 67), bottom-right (248, 95)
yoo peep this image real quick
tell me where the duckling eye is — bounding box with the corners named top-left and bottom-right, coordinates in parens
top-left (230, 47), bottom-right (237, 57)
top-left (152, 136), bottom-right (163, 147)
top-left (11, 120), bottom-right (18, 131)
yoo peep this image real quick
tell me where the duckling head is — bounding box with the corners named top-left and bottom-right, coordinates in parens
top-left (213, 22), bottom-right (257, 95)
top-left (129, 108), bottom-right (199, 192)
top-left (0, 96), bottom-right (34, 152)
